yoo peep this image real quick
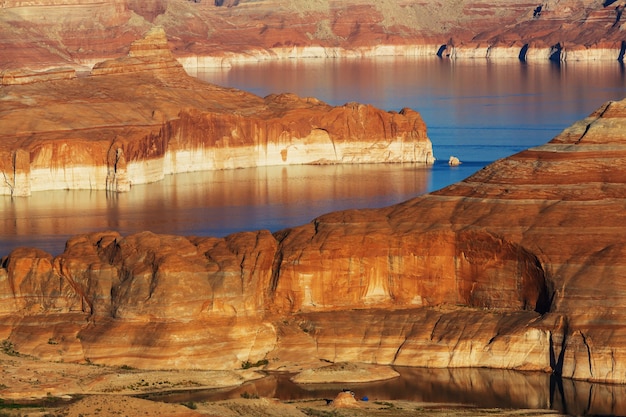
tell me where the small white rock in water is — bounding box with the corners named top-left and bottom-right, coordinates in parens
top-left (448, 156), bottom-right (461, 166)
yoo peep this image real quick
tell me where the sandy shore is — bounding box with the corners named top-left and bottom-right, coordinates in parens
top-left (0, 396), bottom-right (569, 417)
top-left (0, 352), bottom-right (566, 417)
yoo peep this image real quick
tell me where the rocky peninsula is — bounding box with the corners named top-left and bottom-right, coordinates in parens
top-left (0, 27), bottom-right (434, 196)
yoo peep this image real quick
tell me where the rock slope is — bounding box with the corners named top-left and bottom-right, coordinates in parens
top-left (0, 27), bottom-right (434, 196)
top-left (1, 0), bottom-right (625, 71)
top-left (3, 98), bottom-right (626, 384)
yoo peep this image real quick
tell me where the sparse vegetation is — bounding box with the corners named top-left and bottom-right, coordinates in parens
top-left (1, 340), bottom-right (18, 357)
top-left (240, 391), bottom-right (259, 399)
top-left (375, 401), bottom-right (397, 410)
top-left (181, 401), bottom-right (198, 410)
top-left (241, 359), bottom-right (268, 369)
top-left (300, 408), bottom-right (342, 417)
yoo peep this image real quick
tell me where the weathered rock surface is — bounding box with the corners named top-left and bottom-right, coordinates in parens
top-left (0, 27), bottom-right (434, 196)
top-left (1, 0), bottom-right (625, 71)
top-left (3, 98), bottom-right (626, 384)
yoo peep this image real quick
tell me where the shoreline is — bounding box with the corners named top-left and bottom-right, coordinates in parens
top-left (174, 44), bottom-right (625, 71)
top-left (0, 396), bottom-right (568, 417)
top-left (0, 352), bottom-right (619, 416)
top-left (60, 44), bottom-right (626, 74)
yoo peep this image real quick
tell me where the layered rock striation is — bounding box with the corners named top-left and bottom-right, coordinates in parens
top-left (2, 0), bottom-right (626, 72)
top-left (4, 98), bottom-right (626, 384)
top-left (0, 27), bottom-right (434, 196)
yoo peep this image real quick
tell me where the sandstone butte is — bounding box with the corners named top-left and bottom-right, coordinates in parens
top-left (1, 0), bottom-right (626, 72)
top-left (0, 27), bottom-right (434, 196)
top-left (3, 92), bottom-right (626, 388)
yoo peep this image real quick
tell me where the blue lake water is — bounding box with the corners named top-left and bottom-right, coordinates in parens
top-left (2, 58), bottom-right (626, 257)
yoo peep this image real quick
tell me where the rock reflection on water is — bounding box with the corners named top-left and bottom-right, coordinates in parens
top-left (555, 377), bottom-right (626, 416)
top-left (0, 164), bottom-right (432, 257)
top-left (144, 367), bottom-right (626, 415)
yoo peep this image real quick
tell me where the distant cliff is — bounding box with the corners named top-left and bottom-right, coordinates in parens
top-left (0, 28), bottom-right (434, 197)
top-left (4, 98), bottom-right (626, 384)
top-left (1, 0), bottom-right (625, 71)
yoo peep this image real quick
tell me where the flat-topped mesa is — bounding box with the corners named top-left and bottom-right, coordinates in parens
top-left (0, 29), bottom-right (434, 197)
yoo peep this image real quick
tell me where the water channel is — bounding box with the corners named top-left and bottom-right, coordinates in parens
top-left (143, 367), bottom-right (626, 415)
top-left (2, 57), bottom-right (626, 257)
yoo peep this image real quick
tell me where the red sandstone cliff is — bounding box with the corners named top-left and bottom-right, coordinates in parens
top-left (0, 27), bottom-right (434, 196)
top-left (1, 0), bottom-right (625, 71)
top-left (3, 98), bottom-right (626, 384)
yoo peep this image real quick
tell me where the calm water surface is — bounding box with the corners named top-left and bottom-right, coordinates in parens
top-left (2, 58), bottom-right (626, 258)
top-left (145, 367), bottom-right (626, 415)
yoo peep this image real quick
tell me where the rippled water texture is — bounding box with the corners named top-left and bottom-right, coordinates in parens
top-left (2, 58), bottom-right (626, 256)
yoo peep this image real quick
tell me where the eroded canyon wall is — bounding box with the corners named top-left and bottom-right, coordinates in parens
top-left (4, 98), bottom-right (626, 382)
top-left (0, 28), bottom-right (434, 196)
top-left (1, 0), bottom-right (625, 71)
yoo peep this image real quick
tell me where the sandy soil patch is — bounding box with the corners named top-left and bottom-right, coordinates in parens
top-left (84, 369), bottom-right (262, 395)
top-left (181, 398), bottom-right (568, 417)
top-left (0, 352), bottom-right (567, 417)
top-left (291, 362), bottom-right (399, 383)
top-left (0, 351), bottom-right (262, 400)
top-left (60, 395), bottom-right (206, 417)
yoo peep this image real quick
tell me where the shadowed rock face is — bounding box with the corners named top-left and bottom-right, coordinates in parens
top-left (4, 98), bottom-right (626, 382)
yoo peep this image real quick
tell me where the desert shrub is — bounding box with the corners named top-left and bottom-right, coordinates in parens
top-left (240, 359), bottom-right (268, 369)
top-left (181, 401), bottom-right (197, 409)
top-left (240, 391), bottom-right (259, 399)
top-left (1, 340), bottom-right (18, 356)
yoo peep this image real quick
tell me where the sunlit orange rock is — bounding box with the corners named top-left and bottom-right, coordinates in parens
top-left (1, 0), bottom-right (625, 70)
top-left (0, 27), bottom-right (434, 197)
top-left (4, 98), bottom-right (626, 382)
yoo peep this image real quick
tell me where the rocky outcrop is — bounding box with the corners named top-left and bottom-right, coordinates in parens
top-left (1, 0), bottom-right (625, 71)
top-left (4, 98), bottom-right (626, 383)
top-left (0, 27), bottom-right (434, 196)
top-left (0, 68), bottom-right (76, 85)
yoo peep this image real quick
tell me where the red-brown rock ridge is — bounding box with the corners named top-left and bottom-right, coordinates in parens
top-left (3, 97), bottom-right (626, 385)
top-left (0, 27), bottom-right (434, 196)
top-left (1, 0), bottom-right (626, 72)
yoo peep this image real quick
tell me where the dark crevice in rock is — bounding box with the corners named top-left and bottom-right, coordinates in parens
top-left (549, 43), bottom-right (562, 63)
top-left (580, 331), bottom-right (594, 378)
top-left (551, 316), bottom-right (569, 377)
top-left (436, 44), bottom-right (447, 58)
top-left (618, 40), bottom-right (626, 62)
top-left (519, 44), bottom-right (529, 62)
top-left (576, 101), bottom-right (612, 144)
top-left (215, 0), bottom-right (240, 6)
top-left (614, 5), bottom-right (624, 27)
top-left (531, 256), bottom-right (551, 314)
top-left (269, 232), bottom-right (287, 296)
